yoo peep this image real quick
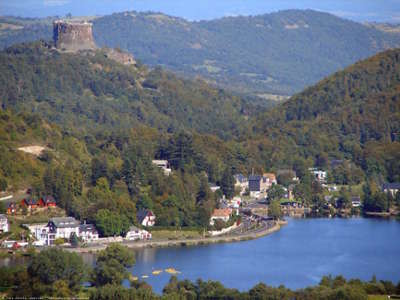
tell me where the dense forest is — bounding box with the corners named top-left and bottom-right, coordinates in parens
top-left (0, 41), bottom-right (257, 140)
top-left (1, 10), bottom-right (400, 95)
top-left (1, 245), bottom-right (399, 299)
top-left (250, 48), bottom-right (400, 183)
top-left (0, 41), bottom-right (399, 225)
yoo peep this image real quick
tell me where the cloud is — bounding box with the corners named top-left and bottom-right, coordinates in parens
top-left (43, 0), bottom-right (70, 6)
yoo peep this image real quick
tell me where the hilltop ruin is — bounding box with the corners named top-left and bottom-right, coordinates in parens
top-left (53, 20), bottom-right (96, 52)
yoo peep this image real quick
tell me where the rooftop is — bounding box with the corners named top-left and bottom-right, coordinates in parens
top-left (212, 208), bottom-right (232, 217)
top-left (49, 217), bottom-right (79, 228)
top-left (382, 183), bottom-right (400, 190)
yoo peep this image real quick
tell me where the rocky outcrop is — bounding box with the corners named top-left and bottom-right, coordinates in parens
top-left (53, 20), bottom-right (96, 52)
top-left (104, 48), bottom-right (136, 65)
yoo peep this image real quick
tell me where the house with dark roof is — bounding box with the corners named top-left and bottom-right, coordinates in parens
top-left (41, 196), bottom-right (57, 207)
top-left (46, 217), bottom-right (80, 245)
top-left (79, 222), bottom-right (99, 242)
top-left (21, 198), bottom-right (39, 210)
top-left (137, 209), bottom-right (156, 227)
top-left (382, 183), bottom-right (400, 196)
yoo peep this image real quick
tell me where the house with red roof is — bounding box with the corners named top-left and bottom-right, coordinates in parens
top-left (210, 208), bottom-right (232, 225)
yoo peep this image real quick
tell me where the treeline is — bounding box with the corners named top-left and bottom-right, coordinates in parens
top-left (1, 245), bottom-right (399, 299)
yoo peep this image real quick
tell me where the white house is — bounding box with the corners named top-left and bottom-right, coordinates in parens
top-left (309, 168), bottom-right (327, 183)
top-left (382, 183), bottom-right (400, 197)
top-left (79, 222), bottom-right (99, 243)
top-left (0, 214), bottom-right (9, 233)
top-left (351, 196), bottom-right (362, 208)
top-left (152, 160), bottom-right (172, 176)
top-left (24, 223), bottom-right (48, 242)
top-left (46, 217), bottom-right (80, 245)
top-left (209, 184), bottom-right (221, 193)
top-left (125, 226), bottom-right (152, 241)
top-left (137, 209), bottom-right (156, 227)
top-left (210, 208), bottom-right (232, 226)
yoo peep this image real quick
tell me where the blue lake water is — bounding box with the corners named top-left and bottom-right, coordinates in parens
top-left (127, 217), bottom-right (400, 293)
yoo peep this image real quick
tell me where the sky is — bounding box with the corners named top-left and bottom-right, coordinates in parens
top-left (1, 0), bottom-right (399, 23)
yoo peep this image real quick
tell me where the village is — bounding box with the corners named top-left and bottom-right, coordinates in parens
top-left (0, 159), bottom-right (399, 252)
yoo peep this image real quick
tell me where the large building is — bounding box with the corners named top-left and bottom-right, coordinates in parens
top-left (46, 217), bottom-right (80, 245)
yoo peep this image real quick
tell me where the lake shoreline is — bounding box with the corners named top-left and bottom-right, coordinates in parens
top-left (66, 220), bottom-right (287, 254)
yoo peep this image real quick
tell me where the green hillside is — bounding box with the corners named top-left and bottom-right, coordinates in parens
top-left (0, 41), bottom-right (255, 140)
top-left (1, 10), bottom-right (400, 96)
top-left (250, 48), bottom-right (400, 182)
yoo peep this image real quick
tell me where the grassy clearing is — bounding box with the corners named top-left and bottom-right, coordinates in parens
top-left (150, 230), bottom-right (203, 241)
top-left (367, 295), bottom-right (390, 300)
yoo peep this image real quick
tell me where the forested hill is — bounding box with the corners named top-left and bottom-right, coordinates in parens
top-left (0, 41), bottom-right (255, 140)
top-left (1, 10), bottom-right (400, 96)
top-left (250, 48), bottom-right (400, 182)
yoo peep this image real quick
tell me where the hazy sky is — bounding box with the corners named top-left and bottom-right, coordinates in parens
top-left (1, 0), bottom-right (399, 23)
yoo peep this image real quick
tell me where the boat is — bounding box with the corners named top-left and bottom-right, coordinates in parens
top-left (152, 270), bottom-right (163, 275)
top-left (165, 268), bottom-right (180, 274)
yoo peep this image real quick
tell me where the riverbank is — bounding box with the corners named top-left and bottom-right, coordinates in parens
top-left (66, 220), bottom-right (287, 253)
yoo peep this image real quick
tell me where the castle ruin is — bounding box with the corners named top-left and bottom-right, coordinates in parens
top-left (53, 20), bottom-right (97, 52)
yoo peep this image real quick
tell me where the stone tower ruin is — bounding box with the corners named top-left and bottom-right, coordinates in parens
top-left (53, 20), bottom-right (96, 52)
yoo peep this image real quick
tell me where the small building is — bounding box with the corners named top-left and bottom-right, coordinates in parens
top-left (137, 209), bottom-right (156, 227)
top-left (0, 214), bottom-right (9, 233)
top-left (7, 203), bottom-right (17, 215)
top-left (152, 160), bottom-right (172, 176)
top-left (125, 226), bottom-right (152, 241)
top-left (21, 198), bottom-right (39, 210)
top-left (46, 217), bottom-right (80, 245)
top-left (41, 196), bottom-right (57, 207)
top-left (210, 208), bottom-right (232, 225)
top-left (382, 183), bottom-right (400, 197)
top-left (261, 173), bottom-right (277, 192)
top-left (351, 196), bottom-right (362, 208)
top-left (1, 240), bottom-right (16, 248)
top-left (79, 222), bottom-right (99, 243)
top-left (209, 184), bottom-right (221, 193)
top-left (309, 168), bottom-right (327, 183)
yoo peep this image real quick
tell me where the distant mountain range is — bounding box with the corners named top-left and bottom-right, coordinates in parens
top-left (1, 10), bottom-right (400, 96)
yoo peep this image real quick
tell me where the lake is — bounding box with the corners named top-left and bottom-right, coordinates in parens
top-left (1, 217), bottom-right (399, 294)
top-left (126, 217), bottom-right (400, 293)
